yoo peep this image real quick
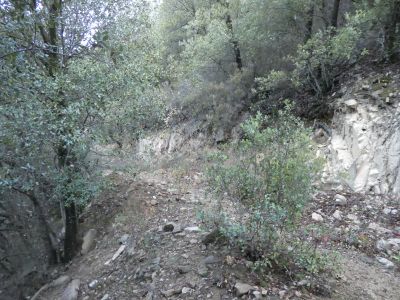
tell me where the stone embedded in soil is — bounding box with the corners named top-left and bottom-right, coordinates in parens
top-left (119, 234), bottom-right (130, 245)
top-left (333, 210), bottom-right (342, 220)
top-left (368, 223), bottom-right (392, 234)
top-left (334, 194), bottom-right (348, 206)
top-left (176, 265), bottom-right (191, 274)
top-left (50, 275), bottom-right (71, 287)
top-left (161, 288), bottom-right (181, 297)
top-left (253, 291), bottom-right (262, 299)
top-left (88, 279), bottom-right (99, 290)
top-left (182, 287), bottom-right (193, 294)
top-left (184, 226), bottom-right (201, 233)
top-left (61, 279), bottom-right (80, 300)
top-left (377, 257), bottom-right (395, 269)
top-left (376, 238), bottom-right (400, 253)
top-left (344, 99), bottom-right (358, 109)
top-left (346, 214), bottom-right (360, 224)
top-left (312, 212), bottom-right (324, 222)
top-left (202, 255), bottom-right (220, 265)
top-left (234, 282), bottom-right (254, 296)
top-left (163, 222), bottom-right (182, 233)
top-left (100, 294), bottom-right (110, 300)
top-left (197, 264), bottom-right (208, 277)
top-left (163, 223), bottom-right (175, 232)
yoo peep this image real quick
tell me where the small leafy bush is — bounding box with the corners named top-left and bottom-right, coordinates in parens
top-left (206, 103), bottom-right (327, 276)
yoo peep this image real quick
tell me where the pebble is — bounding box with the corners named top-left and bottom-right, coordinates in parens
top-left (88, 280), bottom-right (99, 290)
top-left (234, 282), bottom-right (254, 296)
top-left (253, 291), bottom-right (262, 299)
top-left (162, 289), bottom-right (181, 297)
top-left (119, 234), bottom-right (130, 245)
top-left (346, 214), bottom-right (360, 224)
top-left (177, 265), bottom-right (191, 274)
top-left (376, 238), bottom-right (400, 253)
top-left (185, 226), bottom-right (201, 233)
top-left (344, 99), bottom-right (358, 108)
top-left (333, 210), bottom-right (342, 220)
top-left (312, 212), bottom-right (324, 222)
top-left (100, 294), bottom-right (110, 300)
top-left (368, 223), bottom-right (392, 234)
top-left (182, 287), bottom-right (193, 294)
top-left (197, 264), bottom-right (208, 277)
top-left (377, 257), bottom-right (395, 269)
top-left (334, 194), bottom-right (347, 206)
top-left (202, 255), bottom-right (220, 265)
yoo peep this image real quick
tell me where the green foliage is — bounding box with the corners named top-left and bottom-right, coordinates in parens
top-left (206, 104), bottom-right (326, 276)
top-left (291, 11), bottom-right (367, 97)
top-left (0, 0), bottom-right (168, 262)
top-left (53, 169), bottom-right (102, 208)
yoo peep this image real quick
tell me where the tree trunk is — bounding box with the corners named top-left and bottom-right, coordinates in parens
top-left (304, 1), bottom-right (315, 43)
top-left (226, 14), bottom-right (242, 71)
top-left (385, 0), bottom-right (400, 62)
top-left (63, 202), bottom-right (78, 262)
top-left (331, 0), bottom-right (341, 28)
top-left (57, 140), bottom-right (79, 262)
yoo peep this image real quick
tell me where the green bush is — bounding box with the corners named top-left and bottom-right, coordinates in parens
top-left (206, 103), bottom-right (327, 276)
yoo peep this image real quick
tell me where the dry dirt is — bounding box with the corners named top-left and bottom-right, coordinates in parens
top-left (35, 151), bottom-right (400, 300)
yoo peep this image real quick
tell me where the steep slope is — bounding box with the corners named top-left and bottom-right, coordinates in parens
top-left (320, 66), bottom-right (400, 194)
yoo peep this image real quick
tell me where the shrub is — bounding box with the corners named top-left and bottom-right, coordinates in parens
top-left (206, 103), bottom-right (327, 276)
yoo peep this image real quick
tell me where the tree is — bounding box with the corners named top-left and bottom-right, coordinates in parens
top-left (0, 0), bottom-right (164, 263)
top-left (331, 0), bottom-right (341, 28)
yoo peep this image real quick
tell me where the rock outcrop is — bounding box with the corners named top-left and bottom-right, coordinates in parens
top-left (320, 70), bottom-right (400, 194)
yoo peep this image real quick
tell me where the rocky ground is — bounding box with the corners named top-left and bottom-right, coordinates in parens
top-left (31, 151), bottom-right (400, 300)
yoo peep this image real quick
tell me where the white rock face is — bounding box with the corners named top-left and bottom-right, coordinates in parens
top-left (321, 89), bottom-right (400, 194)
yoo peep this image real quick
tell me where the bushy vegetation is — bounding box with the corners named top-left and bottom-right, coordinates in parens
top-left (0, 0), bottom-right (166, 264)
top-left (205, 104), bottom-right (327, 277)
top-left (1, 0), bottom-right (399, 292)
top-left (159, 0), bottom-right (400, 121)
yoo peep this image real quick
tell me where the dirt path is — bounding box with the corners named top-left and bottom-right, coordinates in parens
top-left (36, 162), bottom-right (400, 300)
